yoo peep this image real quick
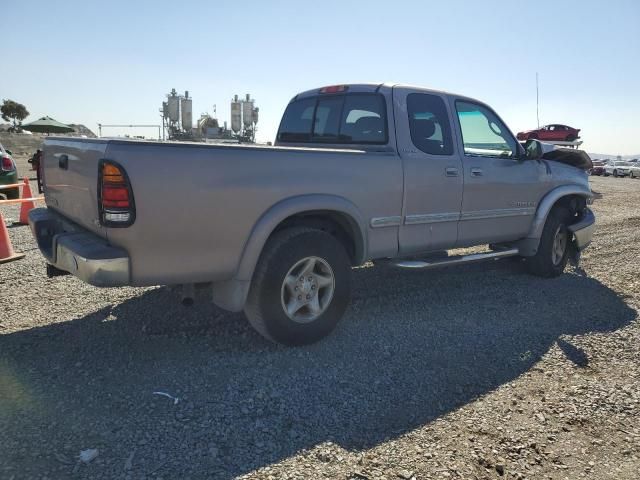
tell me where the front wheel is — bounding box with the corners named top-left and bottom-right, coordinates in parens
top-left (244, 227), bottom-right (352, 346)
top-left (613, 170), bottom-right (619, 177)
top-left (526, 206), bottom-right (573, 278)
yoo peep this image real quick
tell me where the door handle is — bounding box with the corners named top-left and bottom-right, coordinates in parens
top-left (58, 154), bottom-right (69, 170)
top-left (470, 168), bottom-right (483, 177)
top-left (445, 167), bottom-right (459, 177)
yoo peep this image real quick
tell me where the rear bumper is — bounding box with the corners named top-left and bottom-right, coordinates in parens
top-left (28, 208), bottom-right (130, 287)
top-left (569, 208), bottom-right (595, 251)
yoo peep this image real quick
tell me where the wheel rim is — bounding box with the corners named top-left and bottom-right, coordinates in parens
top-left (551, 226), bottom-right (568, 266)
top-left (280, 256), bottom-right (335, 323)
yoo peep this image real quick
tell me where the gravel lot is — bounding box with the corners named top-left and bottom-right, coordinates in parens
top-left (1, 176), bottom-right (639, 480)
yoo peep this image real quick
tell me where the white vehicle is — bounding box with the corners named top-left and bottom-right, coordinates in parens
top-left (629, 162), bottom-right (640, 179)
top-left (604, 161), bottom-right (632, 177)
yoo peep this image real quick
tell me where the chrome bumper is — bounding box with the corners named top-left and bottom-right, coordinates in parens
top-left (569, 208), bottom-right (595, 251)
top-left (28, 208), bottom-right (130, 287)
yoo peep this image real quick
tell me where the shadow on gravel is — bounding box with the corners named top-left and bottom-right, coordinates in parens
top-left (0, 260), bottom-right (636, 478)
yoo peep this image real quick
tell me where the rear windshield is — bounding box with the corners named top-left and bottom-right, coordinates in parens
top-left (277, 94), bottom-right (387, 144)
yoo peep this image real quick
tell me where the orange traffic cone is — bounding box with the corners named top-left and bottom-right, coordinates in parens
top-left (0, 212), bottom-right (25, 263)
top-left (18, 177), bottom-right (36, 225)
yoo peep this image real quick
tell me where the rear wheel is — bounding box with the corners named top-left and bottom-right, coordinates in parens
top-left (613, 170), bottom-right (619, 177)
top-left (244, 227), bottom-right (351, 346)
top-left (526, 206), bottom-right (573, 278)
top-left (566, 134), bottom-right (577, 142)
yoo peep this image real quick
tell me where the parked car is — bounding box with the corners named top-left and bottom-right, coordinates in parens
top-left (629, 162), bottom-right (640, 178)
top-left (604, 161), bottom-right (632, 177)
top-left (29, 83), bottom-right (595, 346)
top-left (517, 124), bottom-right (580, 142)
top-left (590, 160), bottom-right (606, 176)
top-left (0, 142), bottom-right (19, 199)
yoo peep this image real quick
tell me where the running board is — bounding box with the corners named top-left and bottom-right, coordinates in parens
top-left (392, 248), bottom-right (520, 269)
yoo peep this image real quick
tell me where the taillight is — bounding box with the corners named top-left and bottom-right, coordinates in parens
top-left (319, 85), bottom-right (348, 94)
top-left (1, 155), bottom-right (14, 171)
top-left (98, 160), bottom-right (135, 227)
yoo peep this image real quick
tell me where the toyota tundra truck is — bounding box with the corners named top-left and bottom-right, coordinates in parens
top-left (28, 83), bottom-right (595, 345)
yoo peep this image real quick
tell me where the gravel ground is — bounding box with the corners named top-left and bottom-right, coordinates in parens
top-left (1, 176), bottom-right (639, 480)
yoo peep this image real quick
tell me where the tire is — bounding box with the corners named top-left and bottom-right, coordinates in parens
top-left (244, 227), bottom-right (352, 346)
top-left (566, 134), bottom-right (576, 142)
top-left (529, 133), bottom-right (539, 140)
top-left (613, 170), bottom-right (618, 177)
top-left (526, 206), bottom-right (573, 278)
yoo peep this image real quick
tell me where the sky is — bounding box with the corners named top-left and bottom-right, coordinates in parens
top-left (2, 0), bottom-right (639, 155)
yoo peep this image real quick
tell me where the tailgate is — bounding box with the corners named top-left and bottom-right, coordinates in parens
top-left (43, 138), bottom-right (109, 237)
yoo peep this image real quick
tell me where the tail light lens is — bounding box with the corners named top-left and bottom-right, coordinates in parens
top-left (98, 160), bottom-right (135, 227)
top-left (1, 155), bottom-right (14, 171)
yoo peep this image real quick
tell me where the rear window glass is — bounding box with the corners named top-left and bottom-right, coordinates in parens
top-left (276, 98), bottom-right (315, 142)
top-left (407, 93), bottom-right (453, 155)
top-left (277, 94), bottom-right (387, 144)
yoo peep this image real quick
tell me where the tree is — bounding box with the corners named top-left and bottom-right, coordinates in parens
top-left (1, 99), bottom-right (29, 129)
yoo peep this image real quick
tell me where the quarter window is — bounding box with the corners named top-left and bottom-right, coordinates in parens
top-left (456, 101), bottom-right (517, 158)
top-left (407, 93), bottom-right (453, 155)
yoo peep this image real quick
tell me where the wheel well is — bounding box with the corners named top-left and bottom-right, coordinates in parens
top-left (273, 211), bottom-right (363, 265)
top-left (553, 194), bottom-right (586, 219)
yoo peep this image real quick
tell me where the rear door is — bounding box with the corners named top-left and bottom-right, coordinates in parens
top-left (451, 99), bottom-right (549, 246)
top-left (394, 87), bottom-right (463, 254)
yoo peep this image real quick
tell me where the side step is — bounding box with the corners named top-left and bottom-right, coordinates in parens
top-left (392, 248), bottom-right (520, 269)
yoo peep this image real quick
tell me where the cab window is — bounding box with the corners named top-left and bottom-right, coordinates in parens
top-left (407, 93), bottom-right (453, 155)
top-left (455, 101), bottom-right (517, 158)
top-left (277, 94), bottom-right (387, 144)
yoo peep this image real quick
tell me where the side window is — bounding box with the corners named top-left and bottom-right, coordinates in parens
top-left (340, 95), bottom-right (386, 143)
top-left (407, 93), bottom-right (453, 155)
top-left (456, 101), bottom-right (517, 158)
top-left (277, 98), bottom-right (315, 142)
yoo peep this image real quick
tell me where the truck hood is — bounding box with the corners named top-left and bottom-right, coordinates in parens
top-left (539, 144), bottom-right (593, 171)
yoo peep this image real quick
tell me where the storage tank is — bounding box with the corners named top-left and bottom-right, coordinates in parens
top-left (162, 101), bottom-right (169, 118)
top-left (167, 94), bottom-right (179, 122)
top-left (242, 94), bottom-right (254, 128)
top-left (231, 95), bottom-right (242, 133)
top-left (181, 95), bottom-right (193, 131)
top-left (252, 107), bottom-right (259, 125)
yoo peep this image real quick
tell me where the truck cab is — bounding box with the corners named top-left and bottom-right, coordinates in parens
top-left (275, 84), bottom-right (577, 255)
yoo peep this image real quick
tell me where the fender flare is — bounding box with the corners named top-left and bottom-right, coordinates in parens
top-left (234, 194), bottom-right (368, 282)
top-left (527, 184), bottom-right (593, 240)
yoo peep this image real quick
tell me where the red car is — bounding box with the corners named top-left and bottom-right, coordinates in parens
top-left (517, 124), bottom-right (580, 142)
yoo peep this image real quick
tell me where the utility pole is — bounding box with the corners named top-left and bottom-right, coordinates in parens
top-left (536, 72), bottom-right (540, 129)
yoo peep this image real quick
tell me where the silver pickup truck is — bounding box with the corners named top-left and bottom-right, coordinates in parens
top-left (29, 83), bottom-right (595, 345)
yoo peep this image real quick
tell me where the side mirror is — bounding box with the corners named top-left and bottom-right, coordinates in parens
top-left (524, 139), bottom-right (543, 160)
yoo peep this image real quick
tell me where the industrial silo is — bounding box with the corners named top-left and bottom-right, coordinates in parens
top-left (167, 92), bottom-right (180, 123)
top-left (181, 91), bottom-right (193, 132)
top-left (242, 94), bottom-right (254, 128)
top-left (231, 95), bottom-right (242, 134)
